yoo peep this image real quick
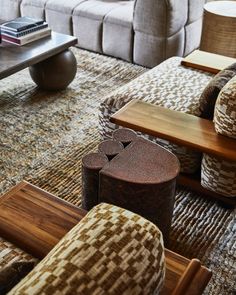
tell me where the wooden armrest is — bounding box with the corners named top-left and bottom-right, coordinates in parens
top-left (110, 99), bottom-right (236, 161)
top-left (181, 50), bottom-right (236, 74)
top-left (163, 249), bottom-right (212, 295)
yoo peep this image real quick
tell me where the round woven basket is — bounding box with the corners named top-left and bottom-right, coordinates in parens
top-left (200, 1), bottom-right (236, 58)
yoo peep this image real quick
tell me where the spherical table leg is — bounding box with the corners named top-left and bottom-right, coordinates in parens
top-left (29, 49), bottom-right (77, 91)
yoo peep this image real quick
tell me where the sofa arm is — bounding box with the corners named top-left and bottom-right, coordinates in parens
top-left (133, 0), bottom-right (206, 68)
top-left (9, 203), bottom-right (165, 295)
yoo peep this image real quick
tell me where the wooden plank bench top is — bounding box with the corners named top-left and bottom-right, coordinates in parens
top-left (181, 50), bottom-right (236, 74)
top-left (110, 99), bottom-right (236, 162)
top-left (0, 181), bottom-right (86, 259)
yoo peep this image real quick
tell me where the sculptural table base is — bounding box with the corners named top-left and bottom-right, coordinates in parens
top-left (29, 49), bottom-right (77, 91)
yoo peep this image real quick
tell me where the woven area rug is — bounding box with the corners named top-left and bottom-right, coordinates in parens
top-left (0, 48), bottom-right (235, 295)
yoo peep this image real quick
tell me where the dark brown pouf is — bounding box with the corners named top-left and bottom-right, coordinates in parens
top-left (99, 137), bottom-right (180, 244)
top-left (98, 140), bottom-right (124, 160)
top-left (113, 128), bottom-right (137, 147)
top-left (81, 153), bottom-right (109, 211)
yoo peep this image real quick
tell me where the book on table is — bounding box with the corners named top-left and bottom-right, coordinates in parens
top-left (0, 16), bottom-right (51, 45)
top-left (1, 16), bottom-right (44, 32)
top-left (1, 27), bottom-right (51, 45)
top-left (1, 23), bottom-right (48, 37)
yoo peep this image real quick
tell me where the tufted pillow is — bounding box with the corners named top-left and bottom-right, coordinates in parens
top-left (199, 63), bottom-right (236, 119)
top-left (9, 203), bottom-right (165, 295)
top-left (214, 75), bottom-right (236, 139)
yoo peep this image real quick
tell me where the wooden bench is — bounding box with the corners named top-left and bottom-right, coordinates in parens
top-left (110, 99), bottom-right (236, 206)
top-left (0, 181), bottom-right (211, 294)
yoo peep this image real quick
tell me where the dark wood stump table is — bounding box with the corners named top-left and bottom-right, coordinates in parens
top-left (0, 32), bottom-right (77, 90)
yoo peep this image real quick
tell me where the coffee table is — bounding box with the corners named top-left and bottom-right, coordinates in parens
top-left (0, 32), bottom-right (77, 90)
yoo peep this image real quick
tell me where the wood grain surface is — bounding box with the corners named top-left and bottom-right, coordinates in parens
top-left (0, 181), bottom-right (86, 258)
top-left (111, 99), bottom-right (236, 162)
top-left (162, 249), bottom-right (212, 295)
top-left (181, 50), bottom-right (236, 73)
top-left (0, 32), bottom-right (77, 79)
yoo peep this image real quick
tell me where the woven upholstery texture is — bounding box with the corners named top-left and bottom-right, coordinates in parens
top-left (99, 57), bottom-right (213, 174)
top-left (201, 154), bottom-right (236, 198)
top-left (214, 75), bottom-right (236, 139)
top-left (9, 203), bottom-right (165, 295)
top-left (199, 64), bottom-right (236, 119)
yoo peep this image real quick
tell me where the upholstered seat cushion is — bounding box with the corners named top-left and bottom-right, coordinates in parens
top-left (0, 0), bottom-right (22, 21)
top-left (199, 63), bottom-right (236, 119)
top-left (103, 1), bottom-right (134, 62)
top-left (20, 0), bottom-right (49, 19)
top-left (201, 154), bottom-right (236, 198)
top-left (214, 75), bottom-right (236, 139)
top-left (45, 0), bottom-right (87, 35)
top-left (9, 203), bottom-right (165, 295)
top-left (99, 57), bottom-right (213, 173)
top-left (73, 0), bottom-right (121, 53)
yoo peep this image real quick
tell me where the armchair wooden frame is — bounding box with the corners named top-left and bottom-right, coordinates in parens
top-left (110, 99), bottom-right (236, 207)
top-left (0, 181), bottom-right (212, 295)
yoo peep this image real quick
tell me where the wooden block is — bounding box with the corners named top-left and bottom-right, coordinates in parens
top-left (0, 181), bottom-right (86, 259)
top-left (181, 50), bottom-right (236, 74)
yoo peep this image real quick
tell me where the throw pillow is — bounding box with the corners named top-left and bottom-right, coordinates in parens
top-left (0, 260), bottom-right (36, 295)
top-left (199, 63), bottom-right (236, 119)
top-left (214, 75), bottom-right (236, 139)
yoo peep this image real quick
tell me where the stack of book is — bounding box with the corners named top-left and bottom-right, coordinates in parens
top-left (0, 16), bottom-right (51, 46)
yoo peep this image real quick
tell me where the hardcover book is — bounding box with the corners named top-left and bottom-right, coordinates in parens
top-left (1, 16), bottom-right (44, 32)
top-left (1, 23), bottom-right (48, 37)
top-left (1, 27), bottom-right (51, 45)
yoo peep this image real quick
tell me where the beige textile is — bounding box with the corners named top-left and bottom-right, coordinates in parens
top-left (9, 203), bottom-right (165, 295)
top-left (201, 154), bottom-right (236, 197)
top-left (214, 75), bottom-right (236, 139)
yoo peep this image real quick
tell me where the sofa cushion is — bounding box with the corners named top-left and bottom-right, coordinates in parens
top-left (73, 0), bottom-right (121, 53)
top-left (20, 0), bottom-right (49, 19)
top-left (45, 0), bottom-right (87, 34)
top-left (9, 203), bottom-right (165, 295)
top-left (201, 154), bottom-right (236, 198)
top-left (199, 64), bottom-right (236, 119)
top-left (103, 2), bottom-right (134, 62)
top-left (0, 0), bottom-right (22, 21)
top-left (214, 75), bottom-right (236, 139)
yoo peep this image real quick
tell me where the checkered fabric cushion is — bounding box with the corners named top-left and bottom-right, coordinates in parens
top-left (9, 203), bottom-right (165, 295)
top-left (201, 154), bottom-right (236, 198)
top-left (99, 57), bottom-right (213, 174)
top-left (214, 75), bottom-right (236, 139)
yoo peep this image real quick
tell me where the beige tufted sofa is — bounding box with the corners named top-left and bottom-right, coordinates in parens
top-left (0, 0), bottom-right (206, 67)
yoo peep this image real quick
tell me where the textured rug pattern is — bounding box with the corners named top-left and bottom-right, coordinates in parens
top-left (0, 48), bottom-right (235, 295)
